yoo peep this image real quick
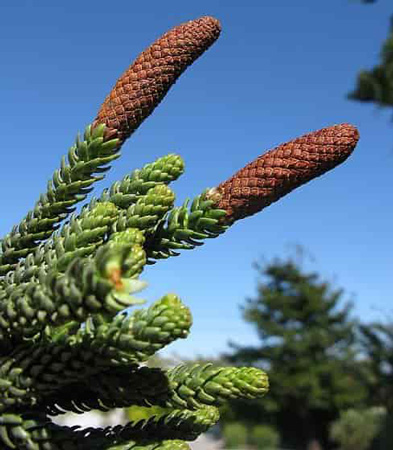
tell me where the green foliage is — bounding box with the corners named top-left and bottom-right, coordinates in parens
top-left (0, 122), bottom-right (269, 449)
top-left (100, 153), bottom-right (185, 210)
top-left (373, 412), bottom-right (393, 450)
top-left (144, 190), bottom-right (228, 262)
top-left (127, 405), bottom-right (168, 422)
top-left (0, 13), bottom-right (360, 448)
top-left (249, 424), bottom-right (280, 449)
top-left (359, 322), bottom-right (393, 412)
top-left (39, 363), bottom-right (268, 414)
top-left (349, 14), bottom-right (393, 109)
top-left (222, 422), bottom-right (248, 448)
top-left (225, 253), bottom-right (367, 449)
top-left (330, 407), bottom-right (386, 450)
top-left (0, 124), bottom-right (120, 274)
top-left (222, 421), bottom-right (280, 449)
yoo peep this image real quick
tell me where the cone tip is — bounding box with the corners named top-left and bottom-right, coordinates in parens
top-left (197, 15), bottom-right (221, 28)
top-left (192, 15), bottom-right (222, 37)
top-left (332, 122), bottom-right (360, 146)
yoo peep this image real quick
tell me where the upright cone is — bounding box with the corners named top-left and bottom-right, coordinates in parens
top-left (213, 123), bottom-right (359, 223)
top-left (94, 16), bottom-right (221, 144)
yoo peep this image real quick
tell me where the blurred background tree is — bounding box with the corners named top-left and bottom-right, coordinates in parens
top-left (348, 2), bottom-right (393, 447)
top-left (357, 323), bottom-right (393, 450)
top-left (249, 424), bottom-right (280, 450)
top-left (221, 422), bottom-right (248, 449)
top-left (209, 3), bottom-right (393, 448)
top-left (349, 0), bottom-right (393, 109)
top-left (222, 252), bottom-right (368, 450)
top-left (221, 421), bottom-right (280, 450)
top-left (359, 323), bottom-right (393, 412)
top-left (329, 407), bottom-right (386, 450)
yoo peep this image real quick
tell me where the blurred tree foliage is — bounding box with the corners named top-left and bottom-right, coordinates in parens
top-left (224, 254), bottom-right (368, 450)
top-left (349, 1), bottom-right (393, 109)
top-left (358, 323), bottom-right (393, 449)
top-left (359, 323), bottom-right (393, 412)
top-left (222, 422), bottom-right (280, 449)
top-left (221, 422), bottom-right (248, 449)
top-left (350, 4), bottom-right (393, 446)
top-left (329, 407), bottom-right (386, 450)
top-left (249, 424), bottom-right (280, 449)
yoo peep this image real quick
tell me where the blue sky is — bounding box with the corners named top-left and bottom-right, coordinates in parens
top-left (1, 0), bottom-right (392, 357)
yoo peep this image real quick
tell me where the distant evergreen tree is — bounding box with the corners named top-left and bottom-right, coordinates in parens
top-left (349, 7), bottom-right (393, 109)
top-left (225, 254), bottom-right (367, 450)
top-left (360, 323), bottom-right (393, 412)
top-left (329, 407), bottom-right (386, 450)
top-left (355, 324), bottom-right (393, 450)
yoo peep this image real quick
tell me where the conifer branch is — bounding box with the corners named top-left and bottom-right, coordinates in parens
top-left (41, 363), bottom-right (268, 415)
top-left (3, 154), bottom-right (182, 287)
top-left (0, 295), bottom-right (190, 414)
top-left (101, 154), bottom-right (185, 210)
top-left (0, 413), bottom-right (81, 450)
top-left (101, 406), bottom-right (219, 442)
top-left (113, 185), bottom-right (175, 235)
top-left (78, 294), bottom-right (192, 366)
top-left (0, 243), bottom-right (146, 343)
top-left (145, 191), bottom-right (228, 262)
top-left (0, 12), bottom-right (363, 448)
top-left (0, 412), bottom-right (191, 449)
top-left (0, 125), bottom-right (120, 275)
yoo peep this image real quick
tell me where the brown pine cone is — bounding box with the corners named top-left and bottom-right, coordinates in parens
top-left (211, 123), bottom-right (359, 224)
top-left (94, 16), bottom-right (221, 144)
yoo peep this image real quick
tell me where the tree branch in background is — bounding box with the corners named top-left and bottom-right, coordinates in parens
top-left (349, 4), bottom-right (393, 110)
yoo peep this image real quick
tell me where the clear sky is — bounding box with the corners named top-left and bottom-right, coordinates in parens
top-left (1, 0), bottom-right (392, 358)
